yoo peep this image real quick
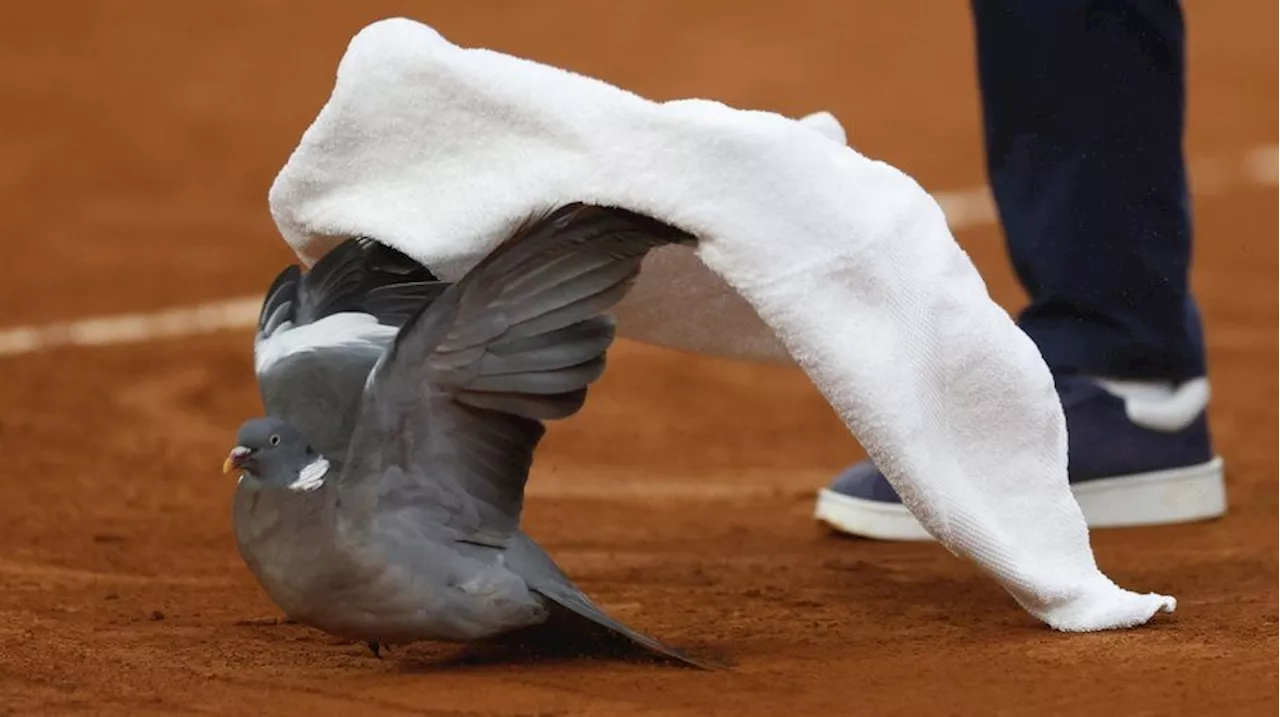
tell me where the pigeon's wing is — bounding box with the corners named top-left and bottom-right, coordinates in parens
top-left (254, 238), bottom-right (445, 354)
top-left (343, 203), bottom-right (695, 543)
top-left (253, 238), bottom-right (448, 458)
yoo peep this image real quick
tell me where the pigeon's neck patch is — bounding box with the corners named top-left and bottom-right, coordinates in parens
top-left (289, 456), bottom-right (330, 492)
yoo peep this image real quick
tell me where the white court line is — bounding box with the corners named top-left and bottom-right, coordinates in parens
top-left (0, 144), bottom-right (1274, 358)
top-left (0, 297), bottom-right (264, 357)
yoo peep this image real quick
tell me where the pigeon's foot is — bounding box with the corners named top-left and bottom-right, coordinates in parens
top-left (367, 641), bottom-right (392, 659)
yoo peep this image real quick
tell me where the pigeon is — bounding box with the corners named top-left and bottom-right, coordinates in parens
top-left (225, 203), bottom-right (711, 668)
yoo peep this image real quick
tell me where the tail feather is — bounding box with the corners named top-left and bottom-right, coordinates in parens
top-left (532, 582), bottom-right (717, 670)
top-left (505, 533), bottom-right (717, 670)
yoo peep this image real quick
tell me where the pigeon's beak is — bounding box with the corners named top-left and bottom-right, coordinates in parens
top-left (223, 446), bottom-right (252, 474)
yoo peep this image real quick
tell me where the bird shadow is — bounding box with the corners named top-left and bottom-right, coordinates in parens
top-left (392, 613), bottom-right (730, 673)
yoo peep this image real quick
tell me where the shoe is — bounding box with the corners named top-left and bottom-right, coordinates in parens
top-left (814, 375), bottom-right (1227, 540)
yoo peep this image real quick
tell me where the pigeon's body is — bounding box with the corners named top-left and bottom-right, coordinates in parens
top-left (235, 238), bottom-right (450, 621)
top-left (235, 477), bottom-right (550, 645)
top-left (233, 480), bottom-right (342, 625)
top-left (229, 205), bottom-right (707, 666)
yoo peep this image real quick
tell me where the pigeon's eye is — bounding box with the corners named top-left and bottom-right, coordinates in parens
top-left (269, 434), bottom-right (281, 446)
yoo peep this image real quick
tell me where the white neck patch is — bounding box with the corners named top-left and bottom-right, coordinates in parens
top-left (288, 456), bottom-right (331, 492)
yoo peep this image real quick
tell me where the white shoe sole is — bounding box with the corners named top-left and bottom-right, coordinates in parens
top-left (813, 456), bottom-right (1227, 541)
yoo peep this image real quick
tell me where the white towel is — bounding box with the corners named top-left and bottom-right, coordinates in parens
top-left (268, 18), bottom-right (1176, 632)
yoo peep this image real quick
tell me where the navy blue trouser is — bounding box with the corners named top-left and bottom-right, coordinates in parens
top-left (970, 0), bottom-right (1206, 381)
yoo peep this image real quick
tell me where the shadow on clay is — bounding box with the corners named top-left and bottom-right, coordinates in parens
top-left (392, 615), bottom-right (732, 673)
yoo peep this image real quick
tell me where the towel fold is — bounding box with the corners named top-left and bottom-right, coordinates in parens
top-left (268, 17), bottom-right (1176, 632)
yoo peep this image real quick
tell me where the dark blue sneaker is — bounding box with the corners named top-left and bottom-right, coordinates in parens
top-left (814, 375), bottom-right (1227, 540)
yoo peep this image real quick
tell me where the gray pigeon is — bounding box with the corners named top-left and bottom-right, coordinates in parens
top-left (226, 204), bottom-right (710, 668)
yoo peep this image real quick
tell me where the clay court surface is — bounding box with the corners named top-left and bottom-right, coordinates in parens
top-left (0, 2), bottom-right (1275, 715)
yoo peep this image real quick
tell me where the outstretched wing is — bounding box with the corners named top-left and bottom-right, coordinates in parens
top-left (343, 203), bottom-right (695, 544)
top-left (253, 238), bottom-right (448, 460)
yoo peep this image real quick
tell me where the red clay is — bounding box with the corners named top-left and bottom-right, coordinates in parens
top-left (0, 2), bottom-right (1275, 715)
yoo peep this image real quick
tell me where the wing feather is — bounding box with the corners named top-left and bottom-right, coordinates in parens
top-left (343, 204), bottom-right (695, 541)
top-left (251, 238), bottom-right (449, 460)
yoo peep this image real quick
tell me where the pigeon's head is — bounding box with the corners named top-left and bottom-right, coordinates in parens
top-left (223, 417), bottom-right (327, 491)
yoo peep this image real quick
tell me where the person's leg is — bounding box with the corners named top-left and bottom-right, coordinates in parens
top-left (814, 0), bottom-right (1224, 540)
top-left (981, 0), bottom-right (1205, 379)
